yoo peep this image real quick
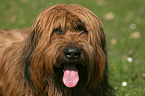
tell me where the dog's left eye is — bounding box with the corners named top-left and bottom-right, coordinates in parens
top-left (53, 28), bottom-right (62, 34)
top-left (79, 28), bottom-right (88, 34)
top-left (77, 26), bottom-right (88, 34)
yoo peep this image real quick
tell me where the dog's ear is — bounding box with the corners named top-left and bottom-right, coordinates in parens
top-left (87, 15), bottom-right (107, 89)
top-left (23, 25), bottom-right (46, 92)
top-left (23, 8), bottom-right (57, 92)
top-left (23, 26), bottom-right (39, 91)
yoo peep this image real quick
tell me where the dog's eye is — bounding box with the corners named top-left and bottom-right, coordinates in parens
top-left (79, 28), bottom-right (88, 34)
top-left (53, 28), bottom-right (62, 34)
top-left (77, 26), bottom-right (88, 34)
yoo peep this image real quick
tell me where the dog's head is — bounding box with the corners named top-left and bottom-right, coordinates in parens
top-left (24, 4), bottom-right (107, 93)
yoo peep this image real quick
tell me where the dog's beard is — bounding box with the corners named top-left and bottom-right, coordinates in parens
top-left (56, 58), bottom-right (86, 88)
top-left (54, 52), bottom-right (83, 88)
top-left (50, 38), bottom-right (93, 88)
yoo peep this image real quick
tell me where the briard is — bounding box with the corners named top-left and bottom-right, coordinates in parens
top-left (0, 4), bottom-right (114, 96)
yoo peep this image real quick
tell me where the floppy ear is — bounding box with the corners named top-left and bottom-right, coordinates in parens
top-left (23, 23), bottom-right (42, 91)
top-left (23, 24), bottom-right (49, 93)
top-left (86, 12), bottom-right (107, 89)
top-left (23, 6), bottom-right (59, 92)
top-left (23, 21), bottom-right (45, 90)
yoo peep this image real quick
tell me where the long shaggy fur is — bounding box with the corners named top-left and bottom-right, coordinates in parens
top-left (0, 4), bottom-right (114, 96)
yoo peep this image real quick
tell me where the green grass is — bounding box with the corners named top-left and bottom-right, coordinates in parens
top-left (0, 0), bottom-right (145, 95)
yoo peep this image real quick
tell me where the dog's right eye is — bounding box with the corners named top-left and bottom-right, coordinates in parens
top-left (77, 25), bottom-right (88, 34)
top-left (53, 28), bottom-right (62, 34)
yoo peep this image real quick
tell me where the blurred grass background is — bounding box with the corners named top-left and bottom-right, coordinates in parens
top-left (0, 0), bottom-right (145, 95)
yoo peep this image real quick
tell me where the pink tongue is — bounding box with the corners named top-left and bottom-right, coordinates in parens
top-left (63, 66), bottom-right (79, 88)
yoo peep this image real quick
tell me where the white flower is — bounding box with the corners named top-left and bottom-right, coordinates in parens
top-left (130, 23), bottom-right (136, 30)
top-left (122, 82), bottom-right (127, 86)
top-left (127, 57), bottom-right (133, 63)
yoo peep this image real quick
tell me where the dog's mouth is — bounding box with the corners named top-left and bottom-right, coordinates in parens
top-left (54, 47), bottom-right (86, 88)
top-left (60, 47), bottom-right (81, 88)
top-left (63, 64), bottom-right (79, 88)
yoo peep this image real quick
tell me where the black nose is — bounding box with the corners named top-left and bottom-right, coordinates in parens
top-left (63, 47), bottom-right (81, 60)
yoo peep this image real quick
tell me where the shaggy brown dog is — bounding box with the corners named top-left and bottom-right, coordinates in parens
top-left (0, 4), bottom-right (114, 96)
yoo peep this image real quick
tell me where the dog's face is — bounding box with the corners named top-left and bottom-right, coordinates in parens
top-left (48, 13), bottom-right (92, 88)
top-left (25, 4), bottom-right (107, 91)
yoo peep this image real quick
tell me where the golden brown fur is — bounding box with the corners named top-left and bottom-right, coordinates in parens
top-left (0, 4), bottom-right (114, 96)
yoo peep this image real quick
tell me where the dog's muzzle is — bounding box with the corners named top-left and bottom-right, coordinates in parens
top-left (62, 47), bottom-right (81, 88)
top-left (63, 47), bottom-right (81, 60)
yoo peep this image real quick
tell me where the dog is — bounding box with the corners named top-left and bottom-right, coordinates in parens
top-left (0, 4), bottom-right (114, 96)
